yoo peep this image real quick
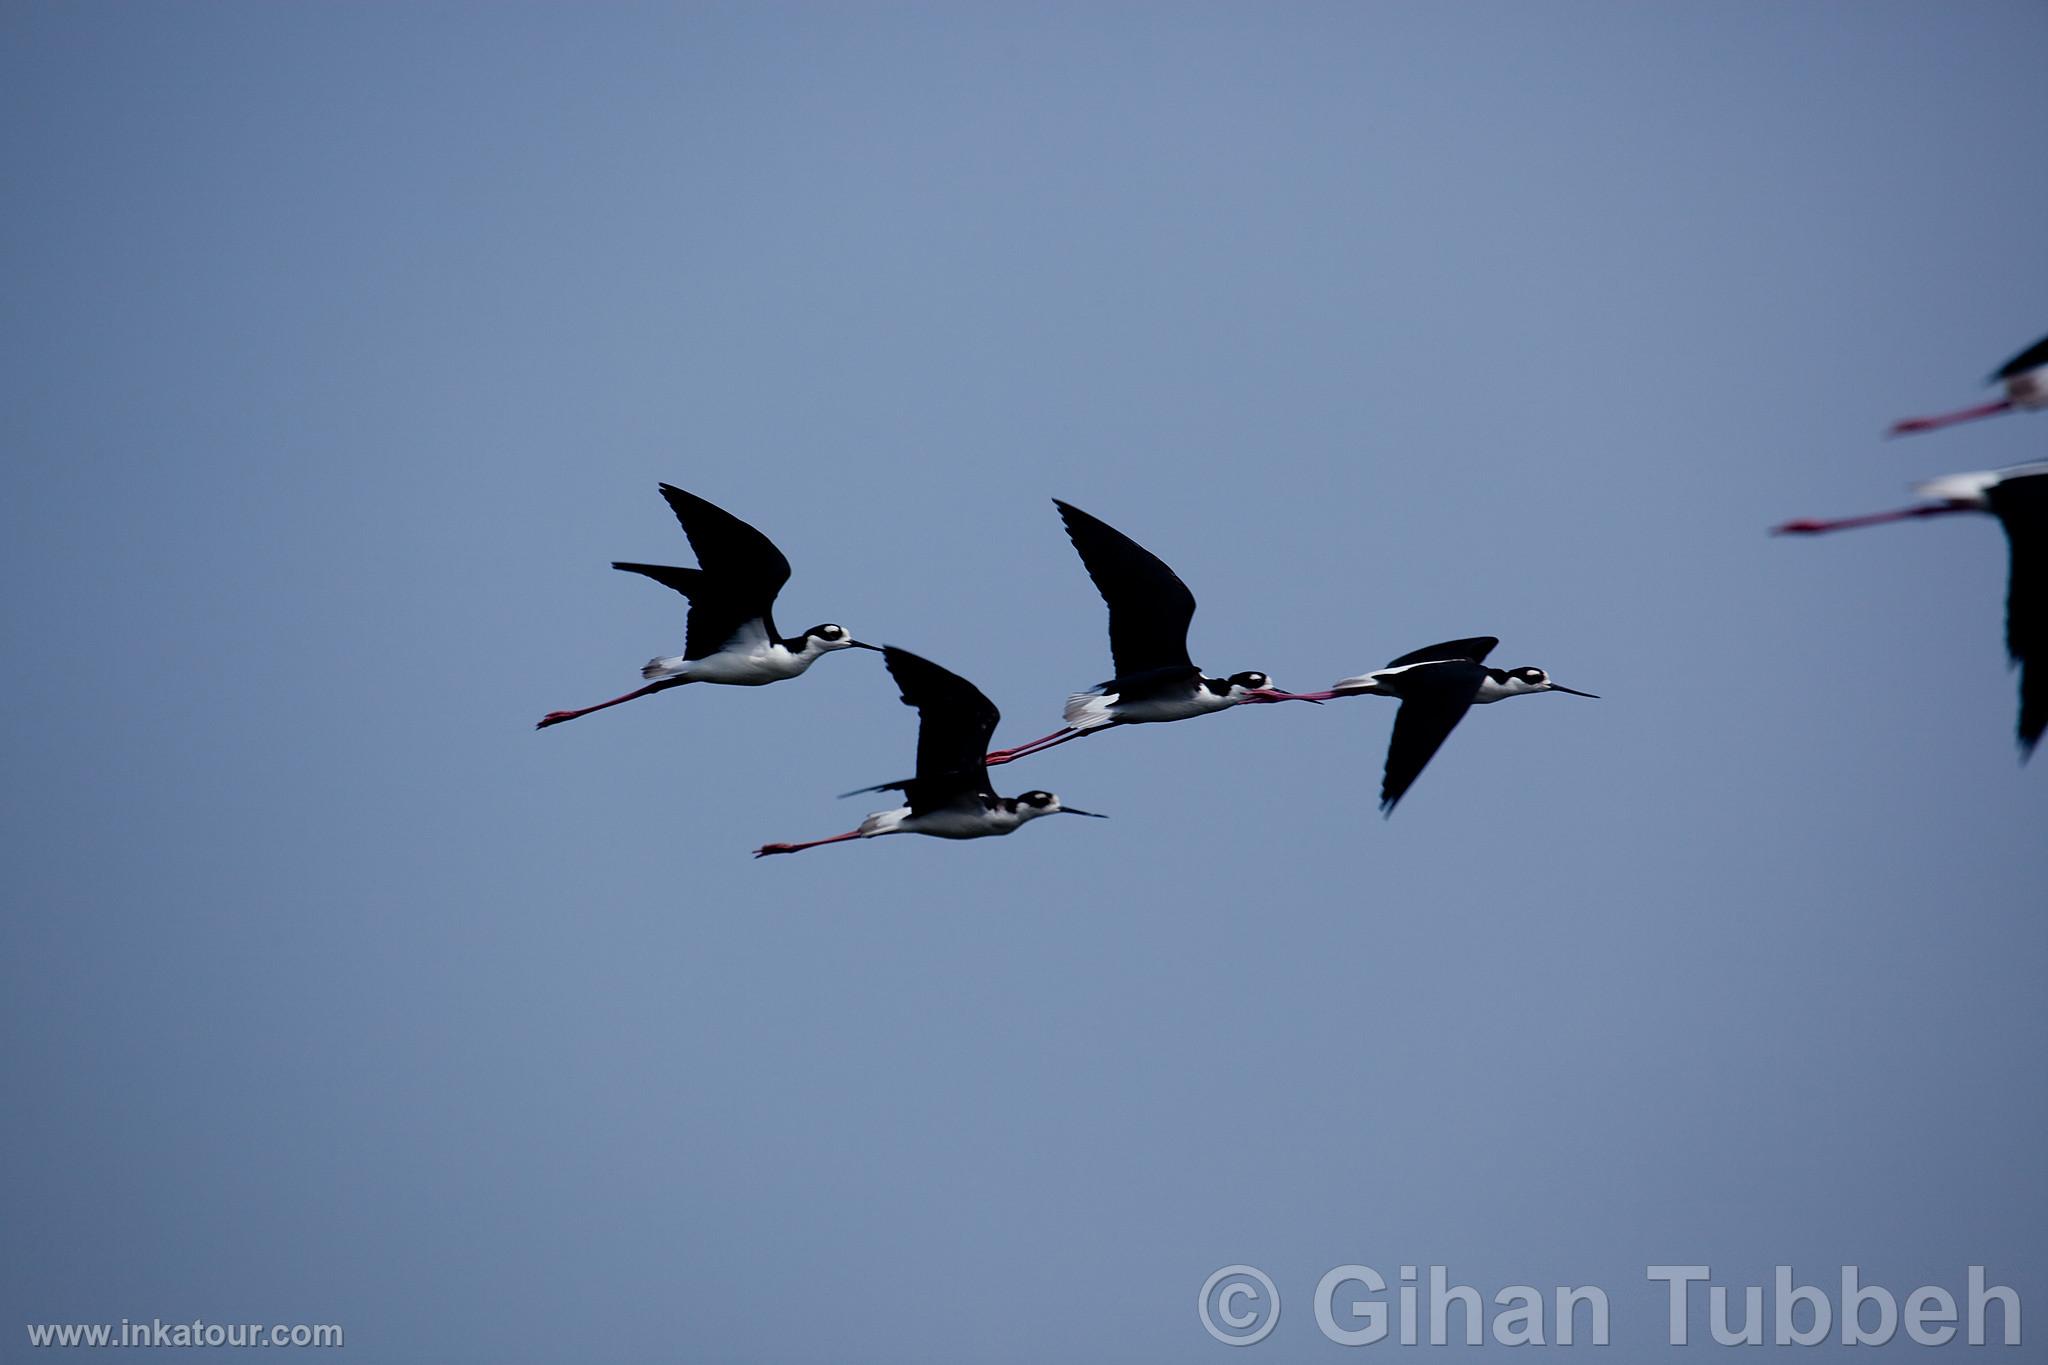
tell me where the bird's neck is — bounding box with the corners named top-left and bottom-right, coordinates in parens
top-left (1475, 670), bottom-right (1536, 703)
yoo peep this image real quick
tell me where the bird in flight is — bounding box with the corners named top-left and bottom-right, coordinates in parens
top-left (538, 484), bottom-right (876, 730)
top-left (1248, 637), bottom-right (1596, 813)
top-left (981, 499), bottom-right (1303, 766)
top-left (1774, 461), bottom-right (2048, 757)
top-left (1889, 332), bottom-right (2048, 437)
top-left (756, 647), bottom-right (1106, 856)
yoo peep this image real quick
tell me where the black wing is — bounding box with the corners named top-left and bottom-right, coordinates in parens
top-left (1992, 333), bottom-right (2048, 383)
top-left (1385, 636), bottom-right (1498, 668)
top-left (612, 559), bottom-right (770, 662)
top-left (884, 647), bottom-right (1001, 814)
top-left (610, 562), bottom-right (703, 599)
top-left (1986, 473), bottom-right (2048, 755)
top-left (1053, 500), bottom-right (1198, 678)
top-left (1378, 661), bottom-right (1486, 814)
top-left (1096, 662), bottom-right (1204, 699)
top-left (615, 486), bottom-right (795, 659)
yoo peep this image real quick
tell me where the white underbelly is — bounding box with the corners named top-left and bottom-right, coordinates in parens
top-left (1108, 692), bottom-right (1231, 724)
top-left (687, 648), bottom-right (808, 685)
top-left (901, 807), bottom-right (1014, 840)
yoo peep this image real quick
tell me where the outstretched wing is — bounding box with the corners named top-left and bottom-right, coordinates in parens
top-left (657, 484), bottom-right (793, 591)
top-left (1992, 333), bottom-right (2048, 383)
top-left (1385, 636), bottom-right (1498, 668)
top-left (1986, 472), bottom-right (2048, 755)
top-left (610, 562), bottom-right (703, 599)
top-left (615, 486), bottom-right (794, 659)
top-left (1377, 660), bottom-right (1486, 814)
top-left (1053, 500), bottom-right (1197, 678)
top-left (884, 647), bottom-right (1001, 813)
top-left (612, 560), bottom-right (770, 661)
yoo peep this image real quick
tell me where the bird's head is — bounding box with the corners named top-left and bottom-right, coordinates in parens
top-left (1223, 670), bottom-right (1280, 701)
top-left (1015, 790), bottom-right (1108, 823)
top-left (1502, 666), bottom-right (1599, 699)
top-left (799, 624), bottom-right (880, 655)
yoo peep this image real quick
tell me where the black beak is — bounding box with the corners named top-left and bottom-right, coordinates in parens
top-left (1061, 807), bottom-right (1108, 818)
top-left (847, 640), bottom-right (883, 651)
top-left (1547, 684), bottom-right (1599, 698)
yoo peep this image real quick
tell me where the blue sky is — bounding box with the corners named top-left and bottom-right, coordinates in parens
top-left (4, 3), bottom-right (2044, 1360)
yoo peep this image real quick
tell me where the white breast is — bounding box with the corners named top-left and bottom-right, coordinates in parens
top-left (687, 620), bottom-right (812, 685)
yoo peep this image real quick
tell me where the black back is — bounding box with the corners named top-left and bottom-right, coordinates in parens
top-left (1053, 499), bottom-right (1198, 679)
top-left (1385, 636), bottom-right (1498, 668)
top-left (1102, 663), bottom-right (1207, 701)
top-left (1992, 333), bottom-right (2048, 382)
top-left (1377, 659), bottom-right (1488, 814)
top-left (612, 484), bottom-right (795, 659)
top-left (884, 647), bottom-right (1001, 814)
top-left (1986, 472), bottom-right (2048, 754)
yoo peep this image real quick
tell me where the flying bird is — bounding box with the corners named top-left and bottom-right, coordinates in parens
top-left (980, 499), bottom-right (1301, 766)
top-left (538, 484), bottom-right (876, 729)
top-left (1773, 461), bottom-right (2048, 757)
top-left (755, 647), bottom-right (1105, 857)
top-left (1889, 332), bottom-right (2048, 436)
top-left (1247, 637), bottom-right (1597, 813)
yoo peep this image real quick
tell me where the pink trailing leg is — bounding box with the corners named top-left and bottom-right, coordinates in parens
top-left (754, 830), bottom-right (863, 858)
top-left (984, 726), bottom-right (1086, 766)
top-left (1888, 397), bottom-right (2013, 437)
top-left (1772, 502), bottom-right (1975, 536)
top-left (536, 679), bottom-right (684, 729)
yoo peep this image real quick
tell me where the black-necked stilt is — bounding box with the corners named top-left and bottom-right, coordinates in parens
top-left (1889, 333), bottom-right (2048, 436)
top-left (979, 499), bottom-right (1300, 766)
top-left (537, 484), bottom-right (877, 730)
top-left (1773, 461), bottom-right (2048, 756)
top-left (1249, 637), bottom-right (1597, 814)
top-left (755, 647), bottom-right (1105, 857)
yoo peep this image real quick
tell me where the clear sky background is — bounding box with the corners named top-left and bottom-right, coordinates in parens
top-left (4, 3), bottom-right (2045, 1360)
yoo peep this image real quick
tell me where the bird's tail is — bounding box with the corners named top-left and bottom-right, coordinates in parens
top-left (1328, 675), bottom-right (1385, 696)
top-left (1063, 692), bottom-right (1118, 729)
top-left (642, 656), bottom-right (692, 681)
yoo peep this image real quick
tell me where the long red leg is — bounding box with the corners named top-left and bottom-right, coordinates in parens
top-left (754, 830), bottom-right (863, 858)
top-left (1772, 502), bottom-right (1974, 536)
top-left (1889, 397), bottom-right (2013, 436)
top-left (983, 724), bottom-right (1097, 769)
top-left (536, 678), bottom-right (683, 729)
top-left (984, 725), bottom-right (1078, 766)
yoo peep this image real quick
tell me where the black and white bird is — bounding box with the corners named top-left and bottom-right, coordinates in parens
top-left (980, 499), bottom-right (1298, 766)
top-left (1249, 637), bottom-right (1597, 813)
top-left (538, 484), bottom-right (876, 730)
top-left (755, 647), bottom-right (1105, 857)
top-left (1889, 333), bottom-right (2048, 436)
top-left (1773, 461), bottom-right (2048, 757)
